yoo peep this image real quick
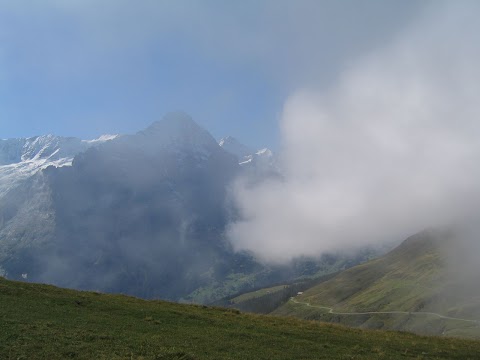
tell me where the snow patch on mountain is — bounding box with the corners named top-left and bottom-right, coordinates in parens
top-left (0, 134), bottom-right (116, 198)
top-left (219, 136), bottom-right (254, 161)
top-left (219, 137), bottom-right (275, 167)
top-left (239, 149), bottom-right (274, 166)
top-left (83, 134), bottom-right (118, 144)
top-left (256, 148), bottom-right (273, 157)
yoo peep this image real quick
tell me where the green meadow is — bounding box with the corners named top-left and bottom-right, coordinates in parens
top-left (2, 277), bottom-right (480, 359)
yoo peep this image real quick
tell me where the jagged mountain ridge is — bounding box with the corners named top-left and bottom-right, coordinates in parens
top-left (218, 136), bottom-right (275, 166)
top-left (0, 133), bottom-right (118, 165)
top-left (218, 136), bottom-right (254, 161)
top-left (0, 134), bottom-right (117, 199)
top-left (219, 136), bottom-right (280, 183)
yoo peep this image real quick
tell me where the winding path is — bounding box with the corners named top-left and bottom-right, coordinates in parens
top-left (289, 297), bottom-right (479, 324)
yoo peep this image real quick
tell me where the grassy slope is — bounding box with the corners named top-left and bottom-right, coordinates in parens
top-left (273, 230), bottom-right (480, 337)
top-left (230, 284), bottom-right (287, 304)
top-left (302, 230), bottom-right (446, 313)
top-left (2, 277), bottom-right (480, 359)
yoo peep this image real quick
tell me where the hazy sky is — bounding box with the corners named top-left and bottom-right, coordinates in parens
top-left (0, 1), bottom-right (426, 148)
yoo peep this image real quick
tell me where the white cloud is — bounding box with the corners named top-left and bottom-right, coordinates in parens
top-left (228, 1), bottom-right (480, 262)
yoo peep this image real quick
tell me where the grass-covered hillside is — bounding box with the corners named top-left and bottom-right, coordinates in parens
top-left (212, 272), bottom-right (340, 315)
top-left (2, 277), bottom-right (480, 359)
top-left (273, 229), bottom-right (480, 337)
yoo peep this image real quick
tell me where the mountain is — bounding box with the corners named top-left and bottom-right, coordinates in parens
top-left (218, 136), bottom-right (275, 166)
top-left (219, 136), bottom-right (280, 182)
top-left (3, 276), bottom-right (480, 359)
top-left (0, 113), bottom-right (332, 302)
top-left (0, 113), bottom-right (382, 303)
top-left (0, 134), bottom-right (117, 199)
top-left (219, 136), bottom-right (254, 162)
top-left (0, 133), bottom-right (117, 280)
top-left (273, 229), bottom-right (480, 338)
top-left (0, 113), bottom-right (243, 300)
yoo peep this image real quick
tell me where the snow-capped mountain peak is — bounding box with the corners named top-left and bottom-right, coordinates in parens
top-left (0, 134), bottom-right (117, 166)
top-left (143, 112), bottom-right (217, 146)
top-left (218, 136), bottom-right (253, 160)
top-left (121, 112), bottom-right (222, 161)
top-left (0, 133), bottom-right (116, 198)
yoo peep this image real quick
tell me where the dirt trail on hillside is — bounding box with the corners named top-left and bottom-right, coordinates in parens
top-left (289, 298), bottom-right (479, 324)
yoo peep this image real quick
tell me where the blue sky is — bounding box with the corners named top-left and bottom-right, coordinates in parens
top-left (0, 1), bottom-right (427, 149)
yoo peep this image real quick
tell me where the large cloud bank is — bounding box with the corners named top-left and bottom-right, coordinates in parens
top-left (228, 1), bottom-right (480, 262)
